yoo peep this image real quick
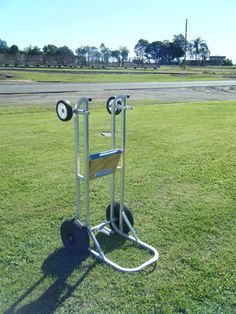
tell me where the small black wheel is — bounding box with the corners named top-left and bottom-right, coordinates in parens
top-left (60, 219), bottom-right (89, 255)
top-left (106, 201), bottom-right (134, 233)
top-left (56, 100), bottom-right (73, 122)
top-left (106, 96), bottom-right (122, 115)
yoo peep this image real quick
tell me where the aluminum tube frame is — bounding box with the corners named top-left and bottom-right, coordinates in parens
top-left (88, 222), bottom-right (159, 272)
top-left (74, 97), bottom-right (91, 224)
top-left (110, 95), bottom-right (129, 232)
top-left (119, 96), bottom-right (127, 232)
top-left (74, 113), bottom-right (80, 220)
top-left (71, 96), bottom-right (159, 273)
top-left (110, 97), bottom-right (116, 231)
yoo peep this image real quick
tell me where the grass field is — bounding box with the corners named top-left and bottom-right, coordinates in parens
top-left (1, 65), bottom-right (236, 82)
top-left (0, 100), bottom-right (236, 313)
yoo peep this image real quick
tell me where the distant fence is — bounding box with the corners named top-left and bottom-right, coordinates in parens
top-left (0, 53), bottom-right (76, 67)
top-left (0, 53), bottom-right (162, 69)
top-left (0, 53), bottom-right (232, 68)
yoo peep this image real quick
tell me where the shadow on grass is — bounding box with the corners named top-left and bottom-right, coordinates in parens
top-left (5, 248), bottom-right (96, 314)
top-left (5, 231), bottom-right (156, 313)
top-left (96, 232), bottom-right (127, 253)
top-left (4, 235), bottom-right (128, 314)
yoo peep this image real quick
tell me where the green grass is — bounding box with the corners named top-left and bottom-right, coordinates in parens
top-left (0, 101), bottom-right (236, 313)
top-left (1, 65), bottom-right (235, 82)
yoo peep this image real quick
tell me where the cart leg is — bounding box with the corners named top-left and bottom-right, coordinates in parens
top-left (74, 114), bottom-right (81, 220)
top-left (119, 97), bottom-right (127, 232)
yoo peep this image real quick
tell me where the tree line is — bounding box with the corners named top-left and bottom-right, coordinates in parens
top-left (0, 35), bottom-right (232, 66)
top-left (0, 39), bottom-right (131, 66)
top-left (134, 35), bottom-right (210, 65)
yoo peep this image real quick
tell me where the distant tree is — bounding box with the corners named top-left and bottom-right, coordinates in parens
top-left (173, 34), bottom-right (185, 47)
top-left (24, 45), bottom-right (42, 55)
top-left (145, 39), bottom-right (184, 65)
top-left (7, 45), bottom-right (19, 54)
top-left (222, 58), bottom-right (233, 66)
top-left (89, 46), bottom-right (101, 64)
top-left (57, 46), bottom-right (74, 57)
top-left (76, 46), bottom-right (87, 64)
top-left (157, 37), bottom-right (186, 65)
top-left (171, 34), bottom-right (186, 62)
top-left (76, 45), bottom-right (100, 65)
top-left (0, 39), bottom-right (8, 52)
top-left (188, 37), bottom-right (210, 62)
top-left (43, 44), bottom-right (59, 56)
top-left (198, 42), bottom-right (210, 62)
top-left (119, 46), bottom-right (129, 66)
top-left (111, 50), bottom-right (121, 65)
top-left (56, 46), bottom-right (74, 65)
top-left (145, 41), bottom-right (164, 64)
top-left (82, 45), bottom-right (92, 64)
top-left (100, 43), bottom-right (111, 65)
top-left (134, 39), bottom-right (149, 66)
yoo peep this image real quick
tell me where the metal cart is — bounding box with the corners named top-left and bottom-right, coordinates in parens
top-left (56, 95), bottom-right (159, 272)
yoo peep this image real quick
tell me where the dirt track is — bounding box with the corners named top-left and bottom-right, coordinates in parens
top-left (1, 80), bottom-right (236, 105)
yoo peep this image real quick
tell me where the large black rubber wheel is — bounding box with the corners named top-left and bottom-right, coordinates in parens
top-left (60, 219), bottom-right (89, 255)
top-left (56, 100), bottom-right (73, 122)
top-left (106, 201), bottom-right (134, 233)
top-left (106, 96), bottom-right (122, 115)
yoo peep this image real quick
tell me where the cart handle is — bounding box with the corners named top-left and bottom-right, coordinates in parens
top-left (74, 97), bottom-right (92, 111)
top-left (114, 95), bottom-right (134, 110)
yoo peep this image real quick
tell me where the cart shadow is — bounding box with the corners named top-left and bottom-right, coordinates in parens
top-left (5, 248), bottom-right (96, 314)
top-left (5, 232), bottom-right (154, 313)
top-left (95, 232), bottom-right (127, 253)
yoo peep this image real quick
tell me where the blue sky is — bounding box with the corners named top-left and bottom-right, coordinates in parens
top-left (1, 0), bottom-right (236, 63)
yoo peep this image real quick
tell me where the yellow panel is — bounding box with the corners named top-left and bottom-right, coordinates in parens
top-left (89, 154), bottom-right (121, 180)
